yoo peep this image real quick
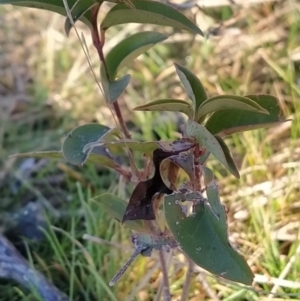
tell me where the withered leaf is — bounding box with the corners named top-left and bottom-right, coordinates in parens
top-left (123, 145), bottom-right (191, 222)
top-left (160, 152), bottom-right (194, 189)
top-left (157, 139), bottom-right (195, 153)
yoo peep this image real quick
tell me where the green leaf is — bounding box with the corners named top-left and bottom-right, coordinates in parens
top-left (134, 99), bottom-right (194, 119)
top-left (0, 0), bottom-right (94, 30)
top-left (104, 140), bottom-right (158, 154)
top-left (10, 151), bottom-right (63, 160)
top-left (10, 150), bottom-right (119, 169)
top-left (103, 31), bottom-right (168, 81)
top-left (164, 184), bottom-right (254, 285)
top-left (186, 120), bottom-right (228, 171)
top-left (174, 63), bottom-right (207, 113)
top-left (214, 136), bottom-right (239, 179)
top-left (197, 95), bottom-right (269, 121)
top-left (93, 193), bottom-right (146, 232)
top-left (101, 73), bottom-right (131, 103)
top-left (100, 31), bottom-right (167, 103)
top-left (100, 0), bottom-right (203, 35)
top-left (61, 123), bottom-right (117, 165)
top-left (203, 166), bottom-right (214, 186)
top-left (205, 94), bottom-right (286, 136)
top-left (199, 150), bottom-right (210, 165)
top-left (64, 0), bottom-right (100, 36)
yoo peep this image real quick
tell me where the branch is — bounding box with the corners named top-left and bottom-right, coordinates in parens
top-left (90, 5), bottom-right (140, 179)
top-left (180, 260), bottom-right (195, 301)
top-left (158, 250), bottom-right (172, 301)
top-left (0, 235), bottom-right (69, 301)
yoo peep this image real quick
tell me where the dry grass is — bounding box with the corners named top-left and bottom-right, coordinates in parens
top-left (0, 0), bottom-right (299, 300)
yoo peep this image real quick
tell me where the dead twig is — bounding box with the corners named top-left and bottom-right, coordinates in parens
top-left (0, 235), bottom-right (69, 301)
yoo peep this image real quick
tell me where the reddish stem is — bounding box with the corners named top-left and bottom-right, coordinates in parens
top-left (90, 5), bottom-right (131, 139)
top-left (90, 5), bottom-right (139, 179)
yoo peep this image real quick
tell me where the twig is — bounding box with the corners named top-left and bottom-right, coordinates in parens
top-left (0, 235), bottom-right (69, 301)
top-left (90, 5), bottom-right (131, 140)
top-left (147, 221), bottom-right (172, 301)
top-left (180, 260), bottom-right (195, 301)
top-left (196, 270), bottom-right (220, 301)
top-left (158, 250), bottom-right (172, 301)
top-left (90, 5), bottom-right (140, 180)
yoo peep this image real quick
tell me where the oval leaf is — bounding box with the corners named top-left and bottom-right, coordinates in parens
top-left (205, 94), bottom-right (285, 136)
top-left (134, 99), bottom-right (194, 119)
top-left (164, 184), bottom-right (254, 285)
top-left (1, 0), bottom-right (94, 30)
top-left (61, 123), bottom-right (115, 165)
top-left (10, 150), bottom-right (119, 169)
top-left (93, 193), bottom-right (146, 232)
top-left (100, 0), bottom-right (203, 35)
top-left (157, 139), bottom-right (195, 153)
top-left (103, 31), bottom-right (168, 81)
top-left (10, 151), bottom-right (64, 160)
top-left (105, 140), bottom-right (158, 154)
top-left (64, 0), bottom-right (99, 36)
top-left (197, 95), bottom-right (269, 121)
top-left (203, 166), bottom-right (214, 186)
top-left (214, 135), bottom-right (239, 179)
top-left (101, 73), bottom-right (131, 103)
top-left (174, 63), bottom-right (207, 112)
top-left (186, 120), bottom-right (228, 170)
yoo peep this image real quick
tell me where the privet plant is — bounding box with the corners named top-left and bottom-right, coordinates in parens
top-left (2, 0), bottom-right (286, 299)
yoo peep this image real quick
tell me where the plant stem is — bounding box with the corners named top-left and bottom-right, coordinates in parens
top-left (180, 260), bottom-right (195, 301)
top-left (158, 250), bottom-right (172, 301)
top-left (90, 5), bottom-right (140, 179)
top-left (148, 221), bottom-right (171, 301)
top-left (90, 6), bottom-right (131, 139)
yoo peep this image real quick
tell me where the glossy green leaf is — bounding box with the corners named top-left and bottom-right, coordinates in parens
top-left (174, 63), bottom-right (207, 112)
top-left (64, 0), bottom-right (100, 36)
top-left (197, 95), bottom-right (269, 121)
top-left (104, 140), bottom-right (158, 154)
top-left (203, 166), bottom-right (214, 186)
top-left (103, 31), bottom-right (168, 81)
top-left (100, 31), bottom-right (167, 103)
top-left (61, 123), bottom-right (116, 165)
top-left (0, 0), bottom-right (94, 30)
top-left (164, 184), bottom-right (254, 285)
top-left (101, 73), bottom-right (131, 103)
top-left (205, 94), bottom-right (285, 136)
top-left (93, 193), bottom-right (146, 232)
top-left (10, 150), bottom-right (119, 169)
top-left (199, 150), bottom-right (210, 165)
top-left (186, 120), bottom-right (228, 170)
top-left (100, 0), bottom-right (203, 35)
top-left (134, 99), bottom-right (194, 119)
top-left (214, 135), bottom-right (239, 178)
top-left (10, 151), bottom-right (63, 160)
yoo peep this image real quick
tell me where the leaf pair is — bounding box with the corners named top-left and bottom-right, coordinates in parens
top-left (99, 1), bottom-right (204, 102)
top-left (10, 124), bottom-right (158, 174)
top-left (135, 63), bottom-right (286, 178)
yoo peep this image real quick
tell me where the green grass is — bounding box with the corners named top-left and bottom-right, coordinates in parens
top-left (0, 1), bottom-right (300, 300)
